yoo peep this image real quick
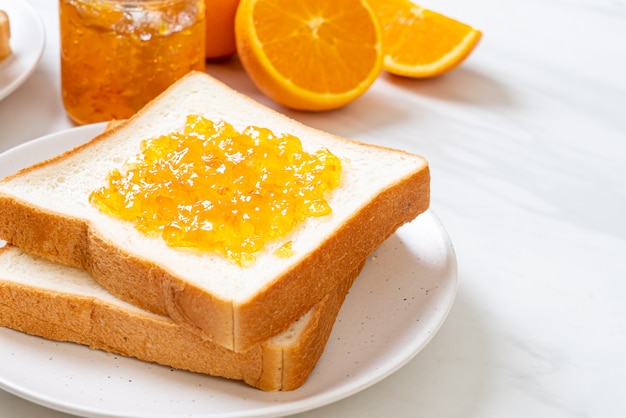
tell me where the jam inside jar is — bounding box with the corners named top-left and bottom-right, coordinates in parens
top-left (60, 0), bottom-right (206, 125)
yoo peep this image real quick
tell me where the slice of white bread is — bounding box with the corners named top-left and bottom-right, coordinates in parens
top-left (0, 71), bottom-right (430, 352)
top-left (0, 244), bottom-right (364, 391)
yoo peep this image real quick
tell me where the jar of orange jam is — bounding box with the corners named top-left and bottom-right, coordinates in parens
top-left (59, 0), bottom-right (206, 125)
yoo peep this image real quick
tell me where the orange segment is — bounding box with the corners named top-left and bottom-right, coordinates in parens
top-left (235, 0), bottom-right (383, 111)
top-left (368, 0), bottom-right (481, 78)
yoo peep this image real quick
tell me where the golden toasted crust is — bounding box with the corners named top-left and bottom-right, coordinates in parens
top-left (258, 258), bottom-right (363, 390)
top-left (0, 71), bottom-right (430, 352)
top-left (0, 248), bottom-right (364, 391)
top-left (230, 165), bottom-right (430, 349)
top-left (0, 167), bottom-right (428, 350)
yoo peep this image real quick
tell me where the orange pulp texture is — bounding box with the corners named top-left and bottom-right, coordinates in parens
top-left (368, 0), bottom-right (482, 77)
top-left (90, 115), bottom-right (342, 265)
top-left (59, 0), bottom-right (206, 125)
top-left (235, 0), bottom-right (383, 111)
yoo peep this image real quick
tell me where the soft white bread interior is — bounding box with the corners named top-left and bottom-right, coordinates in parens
top-left (0, 71), bottom-right (429, 351)
top-left (0, 244), bottom-right (364, 391)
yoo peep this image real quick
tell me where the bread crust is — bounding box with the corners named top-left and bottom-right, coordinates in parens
top-left (229, 165), bottom-right (429, 349)
top-left (0, 71), bottom-right (429, 352)
top-left (0, 247), bottom-right (364, 391)
top-left (0, 167), bottom-right (427, 350)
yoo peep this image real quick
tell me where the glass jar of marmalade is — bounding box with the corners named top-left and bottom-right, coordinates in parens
top-left (60, 0), bottom-right (206, 125)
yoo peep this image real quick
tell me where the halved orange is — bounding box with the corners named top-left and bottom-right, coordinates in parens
top-left (235, 0), bottom-right (383, 111)
top-left (367, 0), bottom-right (482, 78)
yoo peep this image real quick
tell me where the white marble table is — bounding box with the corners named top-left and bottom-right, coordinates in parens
top-left (1, 0), bottom-right (625, 417)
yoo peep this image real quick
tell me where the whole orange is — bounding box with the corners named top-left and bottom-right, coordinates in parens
top-left (205, 0), bottom-right (240, 59)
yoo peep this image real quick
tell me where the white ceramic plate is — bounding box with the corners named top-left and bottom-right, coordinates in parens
top-left (0, 124), bottom-right (458, 418)
top-left (0, 0), bottom-right (45, 101)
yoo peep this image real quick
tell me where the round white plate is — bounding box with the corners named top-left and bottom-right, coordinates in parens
top-left (0, 124), bottom-right (458, 418)
top-left (0, 0), bottom-right (45, 101)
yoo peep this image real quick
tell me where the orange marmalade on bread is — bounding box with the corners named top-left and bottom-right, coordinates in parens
top-left (89, 115), bottom-right (342, 265)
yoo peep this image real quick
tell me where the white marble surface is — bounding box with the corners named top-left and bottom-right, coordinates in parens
top-left (1, 0), bottom-right (625, 417)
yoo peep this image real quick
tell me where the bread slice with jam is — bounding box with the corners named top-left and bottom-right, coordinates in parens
top-left (0, 71), bottom-right (429, 352)
top-left (0, 244), bottom-right (364, 391)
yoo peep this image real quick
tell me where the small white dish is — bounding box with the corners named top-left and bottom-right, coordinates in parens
top-left (0, 124), bottom-right (458, 418)
top-left (0, 0), bottom-right (45, 101)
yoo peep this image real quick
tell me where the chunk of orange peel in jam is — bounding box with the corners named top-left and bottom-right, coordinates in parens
top-left (89, 115), bottom-right (342, 265)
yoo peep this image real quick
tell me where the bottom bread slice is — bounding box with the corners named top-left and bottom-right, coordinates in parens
top-left (0, 245), bottom-right (364, 391)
